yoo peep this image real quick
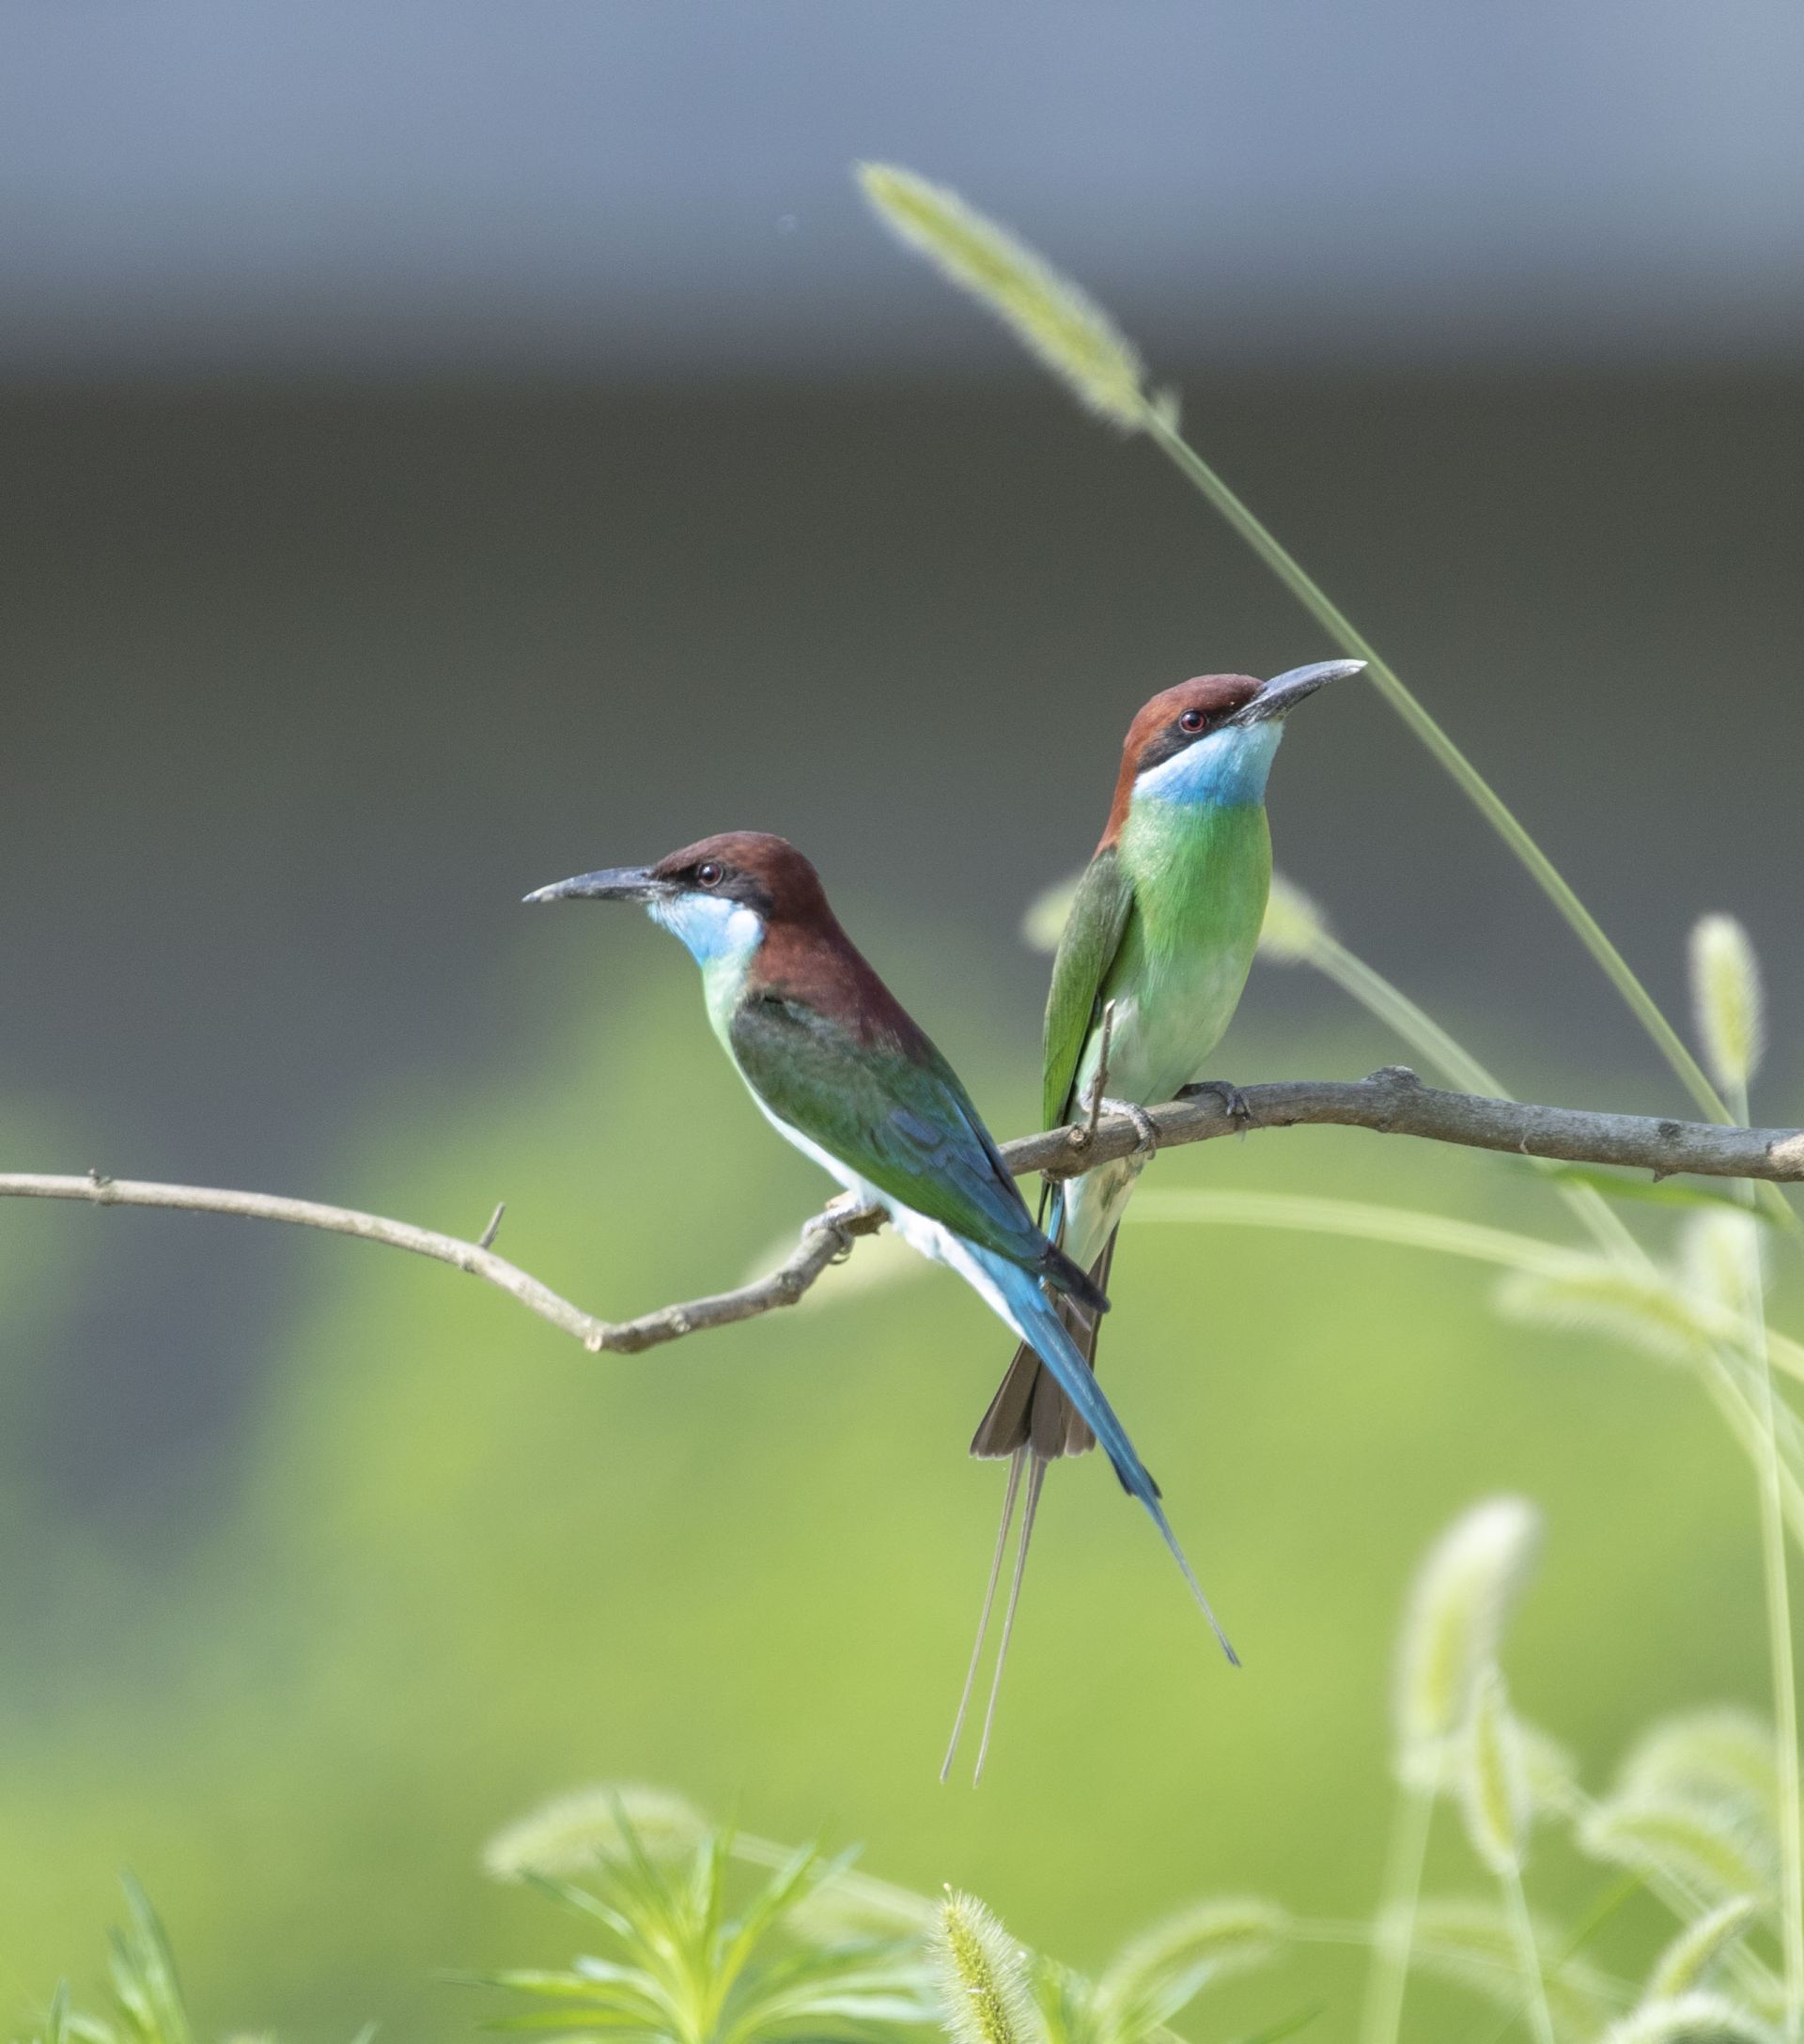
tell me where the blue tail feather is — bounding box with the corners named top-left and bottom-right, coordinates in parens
top-left (989, 1257), bottom-right (1240, 1667)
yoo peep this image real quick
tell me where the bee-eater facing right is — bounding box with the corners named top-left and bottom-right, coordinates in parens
top-left (943, 658), bottom-right (1364, 1779)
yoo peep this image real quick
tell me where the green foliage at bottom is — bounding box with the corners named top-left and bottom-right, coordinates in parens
top-left (0, 941), bottom-right (1797, 2040)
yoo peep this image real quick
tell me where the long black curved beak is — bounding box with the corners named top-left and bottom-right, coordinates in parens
top-left (522, 865), bottom-right (665, 906)
top-left (1227, 658), bottom-right (1366, 726)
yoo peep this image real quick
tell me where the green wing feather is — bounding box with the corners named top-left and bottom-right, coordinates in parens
top-left (1040, 846), bottom-right (1137, 1129)
top-left (728, 996), bottom-right (1051, 1274)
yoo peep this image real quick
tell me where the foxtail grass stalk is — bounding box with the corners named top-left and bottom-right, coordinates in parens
top-left (881, 155), bottom-right (1804, 2012)
top-left (861, 163), bottom-right (1797, 1237)
top-left (1270, 912), bottom-right (1804, 1556)
top-left (1143, 414), bottom-right (1799, 1249)
top-left (1360, 1757), bottom-right (1439, 2044)
top-left (1460, 1670), bottom-right (1557, 2044)
top-left (1473, 1875), bottom-right (1650, 2044)
top-left (1301, 922), bottom-right (1646, 1265)
top-left (1264, 881), bottom-right (1641, 1266)
top-left (933, 1891), bottom-right (1038, 2044)
top-left (1138, 410), bottom-right (1730, 1128)
top-left (1560, 1790), bottom-right (1782, 2015)
top-left (1684, 913), bottom-right (1801, 2030)
top-left (1750, 1350), bottom-right (1802, 2041)
top-left (1501, 1866), bottom-right (1557, 2044)
top-left (1208, 907), bottom-right (1804, 1528)
top-left (1306, 933), bottom-right (1509, 1107)
top-left (1139, 1187), bottom-right (1804, 1565)
top-left (1726, 1092), bottom-right (1803, 2038)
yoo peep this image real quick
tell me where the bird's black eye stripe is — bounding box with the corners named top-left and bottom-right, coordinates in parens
top-left (696, 860), bottom-right (724, 888)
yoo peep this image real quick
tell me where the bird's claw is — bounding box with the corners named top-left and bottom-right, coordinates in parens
top-left (1100, 1096), bottom-right (1161, 1157)
top-left (1180, 1077), bottom-right (1257, 1128)
top-left (813, 1192), bottom-right (874, 1263)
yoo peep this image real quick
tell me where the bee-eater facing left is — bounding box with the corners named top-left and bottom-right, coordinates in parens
top-left (525, 830), bottom-right (1235, 1716)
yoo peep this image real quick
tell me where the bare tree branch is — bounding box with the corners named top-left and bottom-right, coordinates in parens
top-left (1, 1067), bottom-right (1797, 1355)
top-left (1021, 1065), bottom-right (1804, 1184)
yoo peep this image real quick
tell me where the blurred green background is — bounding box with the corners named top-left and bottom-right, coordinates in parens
top-left (4, 5), bottom-right (1803, 2039)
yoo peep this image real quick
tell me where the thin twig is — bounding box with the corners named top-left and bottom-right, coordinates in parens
top-left (0, 1066), bottom-right (1797, 1357)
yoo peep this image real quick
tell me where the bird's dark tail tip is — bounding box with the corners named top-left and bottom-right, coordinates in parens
top-left (1147, 1495), bottom-right (1238, 1665)
top-left (1041, 1242), bottom-right (1109, 1316)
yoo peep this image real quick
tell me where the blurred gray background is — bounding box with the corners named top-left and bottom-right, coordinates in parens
top-left (2, 3), bottom-right (1800, 1568)
top-left (6, 5), bottom-right (1804, 2032)
top-left (7, 0), bottom-right (1804, 374)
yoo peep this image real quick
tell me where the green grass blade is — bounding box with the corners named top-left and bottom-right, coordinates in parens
top-left (855, 161), bottom-right (1792, 1166)
top-left (1138, 410), bottom-right (1729, 1122)
top-left (1131, 1189), bottom-right (1569, 1275)
top-left (1229, 2010), bottom-right (1322, 2044)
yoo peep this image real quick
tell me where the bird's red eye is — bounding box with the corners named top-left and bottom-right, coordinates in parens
top-left (1178, 707), bottom-right (1206, 734)
top-left (696, 861), bottom-right (724, 889)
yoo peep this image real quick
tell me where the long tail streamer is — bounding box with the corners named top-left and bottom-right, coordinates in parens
top-left (972, 1453), bottom-right (1047, 1782)
top-left (940, 1254), bottom-right (1239, 1784)
top-left (939, 1448), bottom-right (1025, 1782)
top-left (1000, 1259), bottom-right (1239, 1665)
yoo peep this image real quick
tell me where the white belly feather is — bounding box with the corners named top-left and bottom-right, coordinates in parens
top-left (743, 1090), bottom-right (1027, 1337)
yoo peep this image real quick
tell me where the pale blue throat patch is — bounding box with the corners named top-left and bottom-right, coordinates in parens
top-left (648, 890), bottom-right (764, 966)
top-left (1135, 721), bottom-right (1284, 809)
top-left (648, 891), bottom-right (766, 1041)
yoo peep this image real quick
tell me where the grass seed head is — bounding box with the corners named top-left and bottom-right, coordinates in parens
top-left (932, 1891), bottom-right (1042, 2044)
top-left (1646, 1898), bottom-right (1762, 2001)
top-left (1257, 874), bottom-right (1330, 965)
top-left (1688, 914), bottom-right (1765, 1096)
top-left (1517, 1719), bottom-right (1580, 1818)
top-left (1680, 1211), bottom-right (1762, 1319)
top-left (858, 164), bottom-right (1152, 431)
top-left (1495, 1258), bottom-right (1716, 1369)
top-left (1579, 1794), bottom-right (1778, 1915)
top-left (1602, 1990), bottom-right (1777, 2042)
top-left (1394, 1496), bottom-right (1541, 1781)
top-left (1099, 1897), bottom-right (1290, 2016)
top-left (1618, 1710), bottom-right (1781, 1838)
top-left (1021, 875), bottom-right (1082, 955)
top-left (1457, 1670), bottom-right (1530, 1875)
top-left (1409, 1897), bottom-right (1615, 2038)
top-left (482, 1784), bottom-right (707, 1881)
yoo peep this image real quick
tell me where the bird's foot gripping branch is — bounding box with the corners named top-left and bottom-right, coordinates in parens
top-left (3, 1066), bottom-right (1797, 1360)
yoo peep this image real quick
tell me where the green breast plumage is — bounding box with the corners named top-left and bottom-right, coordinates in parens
top-left (1078, 793), bottom-right (1271, 1113)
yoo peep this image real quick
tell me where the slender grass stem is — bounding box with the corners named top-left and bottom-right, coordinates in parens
top-left (1500, 1866), bottom-right (1556, 2044)
top-left (1560, 1785), bottom-right (1783, 2011)
top-left (1470, 1875), bottom-right (1648, 2044)
top-left (1287, 1918), bottom-right (1389, 1948)
top-left (1140, 410), bottom-right (1723, 1118)
top-left (1724, 1072), bottom-right (1804, 2040)
top-left (1142, 410), bottom-right (1800, 1249)
top-left (863, 161), bottom-right (1796, 1251)
top-left (1290, 932), bottom-right (1804, 1375)
top-left (1304, 932), bottom-right (1644, 1264)
top-left (1136, 1190), bottom-right (1578, 1272)
top-left (1310, 936), bottom-right (1506, 1105)
top-left (1170, 431), bottom-right (1804, 2011)
top-left (1287, 920), bottom-right (1803, 2023)
top-left (1360, 1757), bottom-right (1439, 2044)
top-left (1752, 1344), bottom-right (1803, 2042)
top-left (1698, 1356), bottom-right (1804, 1568)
